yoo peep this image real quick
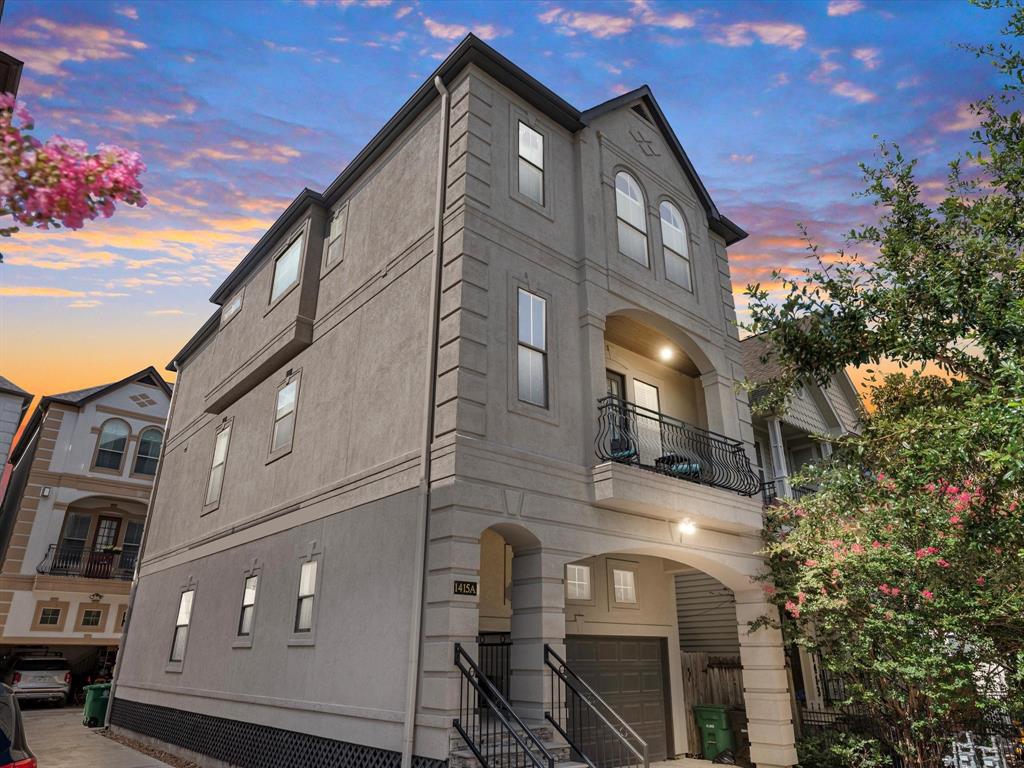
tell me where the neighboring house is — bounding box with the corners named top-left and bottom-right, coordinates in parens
top-left (111, 36), bottom-right (798, 768)
top-left (0, 368), bottom-right (170, 678)
top-left (0, 375), bottom-right (32, 467)
top-left (746, 335), bottom-right (864, 716)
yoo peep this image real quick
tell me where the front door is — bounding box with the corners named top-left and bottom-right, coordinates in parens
top-left (566, 635), bottom-right (672, 763)
top-left (632, 380), bottom-right (662, 466)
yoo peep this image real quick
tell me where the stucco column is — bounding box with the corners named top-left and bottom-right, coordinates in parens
top-left (734, 590), bottom-right (798, 768)
top-left (766, 418), bottom-right (792, 499)
top-left (509, 546), bottom-right (565, 726)
top-left (579, 311), bottom-right (607, 468)
top-left (700, 371), bottom-right (740, 438)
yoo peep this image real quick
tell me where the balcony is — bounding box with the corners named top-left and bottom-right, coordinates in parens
top-left (595, 395), bottom-right (762, 496)
top-left (37, 544), bottom-right (137, 581)
top-left (592, 396), bottom-right (764, 532)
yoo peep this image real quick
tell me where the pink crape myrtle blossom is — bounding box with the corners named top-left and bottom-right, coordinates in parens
top-left (0, 93), bottom-right (146, 236)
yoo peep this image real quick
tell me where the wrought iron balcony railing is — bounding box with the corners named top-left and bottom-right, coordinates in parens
top-left (37, 543), bottom-right (137, 581)
top-left (595, 395), bottom-right (762, 497)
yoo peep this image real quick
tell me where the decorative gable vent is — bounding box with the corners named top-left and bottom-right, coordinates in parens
top-left (630, 102), bottom-right (654, 125)
top-left (130, 393), bottom-right (158, 408)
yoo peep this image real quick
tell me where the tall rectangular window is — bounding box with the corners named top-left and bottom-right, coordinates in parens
top-left (270, 236), bottom-right (303, 303)
top-left (205, 424), bottom-right (231, 507)
top-left (238, 575), bottom-right (258, 637)
top-left (566, 564), bottom-right (592, 601)
top-left (295, 560), bottom-right (317, 633)
top-left (517, 289), bottom-right (547, 408)
top-left (517, 122), bottom-right (544, 205)
top-left (169, 590), bottom-right (194, 662)
top-left (612, 568), bottom-right (637, 604)
top-left (271, 376), bottom-right (299, 454)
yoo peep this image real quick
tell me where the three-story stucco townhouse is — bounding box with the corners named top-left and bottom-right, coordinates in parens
top-left (0, 367), bottom-right (170, 684)
top-left (111, 36), bottom-right (798, 768)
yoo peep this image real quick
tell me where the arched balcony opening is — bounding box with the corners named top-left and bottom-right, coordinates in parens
top-left (597, 313), bottom-right (760, 498)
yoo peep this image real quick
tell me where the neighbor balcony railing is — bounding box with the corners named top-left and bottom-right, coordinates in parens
top-left (37, 543), bottom-right (137, 580)
top-left (595, 395), bottom-right (762, 497)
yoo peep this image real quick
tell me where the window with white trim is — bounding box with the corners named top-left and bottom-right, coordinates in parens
top-left (565, 564), bottom-right (592, 601)
top-left (169, 590), bottom-right (194, 662)
top-left (612, 568), bottom-right (637, 604)
top-left (222, 291), bottom-right (243, 324)
top-left (659, 200), bottom-right (692, 291)
top-left (517, 122), bottom-right (544, 205)
top-left (517, 289), bottom-right (547, 408)
top-left (134, 427), bottom-right (163, 475)
top-left (270, 236), bottom-right (303, 303)
top-left (295, 560), bottom-right (317, 633)
top-left (615, 171), bottom-right (649, 267)
top-left (270, 374), bottom-right (299, 455)
top-left (94, 419), bottom-right (130, 471)
top-left (205, 423), bottom-right (231, 507)
top-left (238, 575), bottom-right (258, 637)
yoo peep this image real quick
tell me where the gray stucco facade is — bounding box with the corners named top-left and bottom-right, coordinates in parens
top-left (112, 35), bottom-right (798, 768)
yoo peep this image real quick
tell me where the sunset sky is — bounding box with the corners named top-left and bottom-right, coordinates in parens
top-left (0, 0), bottom-right (1005, 406)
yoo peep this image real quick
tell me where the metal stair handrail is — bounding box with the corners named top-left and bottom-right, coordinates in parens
top-left (544, 644), bottom-right (649, 768)
top-left (454, 643), bottom-right (556, 768)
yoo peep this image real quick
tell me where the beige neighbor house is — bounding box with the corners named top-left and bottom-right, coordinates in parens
top-left (111, 35), bottom-right (799, 768)
top-left (0, 368), bottom-right (170, 679)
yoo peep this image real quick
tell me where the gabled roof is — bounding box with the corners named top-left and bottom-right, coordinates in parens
top-left (740, 335), bottom-right (864, 432)
top-left (9, 367), bottom-right (171, 465)
top-left (581, 87), bottom-right (746, 245)
top-left (0, 375), bottom-right (30, 402)
top-left (204, 34), bottom-right (745, 313)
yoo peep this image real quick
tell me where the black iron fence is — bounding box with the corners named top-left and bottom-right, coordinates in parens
top-left (37, 543), bottom-right (136, 580)
top-left (594, 395), bottom-right (762, 498)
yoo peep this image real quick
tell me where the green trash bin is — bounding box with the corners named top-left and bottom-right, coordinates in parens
top-left (693, 704), bottom-right (735, 759)
top-left (82, 683), bottom-right (111, 728)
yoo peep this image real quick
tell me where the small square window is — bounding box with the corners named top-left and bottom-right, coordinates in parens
top-left (222, 291), bottom-right (243, 324)
top-left (566, 564), bottom-right (591, 601)
top-left (612, 568), bottom-right (637, 604)
top-left (39, 608), bottom-right (61, 626)
top-left (81, 609), bottom-right (102, 628)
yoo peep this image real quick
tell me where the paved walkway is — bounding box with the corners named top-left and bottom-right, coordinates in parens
top-left (22, 707), bottom-right (171, 768)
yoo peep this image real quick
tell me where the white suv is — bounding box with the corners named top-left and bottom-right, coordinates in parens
top-left (2, 654), bottom-right (71, 705)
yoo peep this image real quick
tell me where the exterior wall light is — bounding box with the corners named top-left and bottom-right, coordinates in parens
top-left (40, 487), bottom-right (50, 498)
top-left (677, 518), bottom-right (696, 535)
top-left (658, 346), bottom-right (674, 362)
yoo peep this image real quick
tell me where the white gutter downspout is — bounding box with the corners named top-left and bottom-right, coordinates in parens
top-left (401, 74), bottom-right (450, 768)
top-left (104, 365), bottom-right (180, 727)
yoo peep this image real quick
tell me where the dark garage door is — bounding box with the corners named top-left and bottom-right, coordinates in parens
top-left (566, 636), bottom-right (671, 762)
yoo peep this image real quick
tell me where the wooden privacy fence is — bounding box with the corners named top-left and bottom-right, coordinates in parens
top-left (680, 652), bottom-right (745, 754)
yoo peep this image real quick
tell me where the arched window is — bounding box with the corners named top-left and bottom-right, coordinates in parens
top-left (134, 427), bottom-right (163, 476)
top-left (94, 419), bottom-right (130, 471)
top-left (659, 201), bottom-right (692, 291)
top-left (615, 172), bottom-right (649, 267)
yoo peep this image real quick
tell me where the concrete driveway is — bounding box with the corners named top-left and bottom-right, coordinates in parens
top-left (22, 706), bottom-right (171, 768)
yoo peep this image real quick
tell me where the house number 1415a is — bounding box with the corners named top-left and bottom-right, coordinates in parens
top-left (453, 580), bottom-right (478, 596)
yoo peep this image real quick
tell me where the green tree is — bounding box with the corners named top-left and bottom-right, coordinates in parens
top-left (744, 2), bottom-right (1024, 765)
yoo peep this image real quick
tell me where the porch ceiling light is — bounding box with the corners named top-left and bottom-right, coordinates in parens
top-left (658, 345), bottom-right (674, 362)
top-left (677, 517), bottom-right (696, 535)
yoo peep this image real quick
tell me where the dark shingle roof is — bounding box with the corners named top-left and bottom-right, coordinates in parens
top-left (0, 375), bottom-right (30, 400)
top-left (740, 335), bottom-right (784, 385)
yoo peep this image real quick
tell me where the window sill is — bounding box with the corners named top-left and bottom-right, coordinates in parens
top-left (265, 445), bottom-right (294, 466)
top-left (200, 500), bottom-right (221, 517)
top-left (263, 280), bottom-right (300, 318)
top-left (287, 635), bottom-right (316, 647)
top-left (164, 661), bottom-right (184, 674)
top-left (507, 397), bottom-right (559, 427)
top-left (232, 637), bottom-right (254, 650)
